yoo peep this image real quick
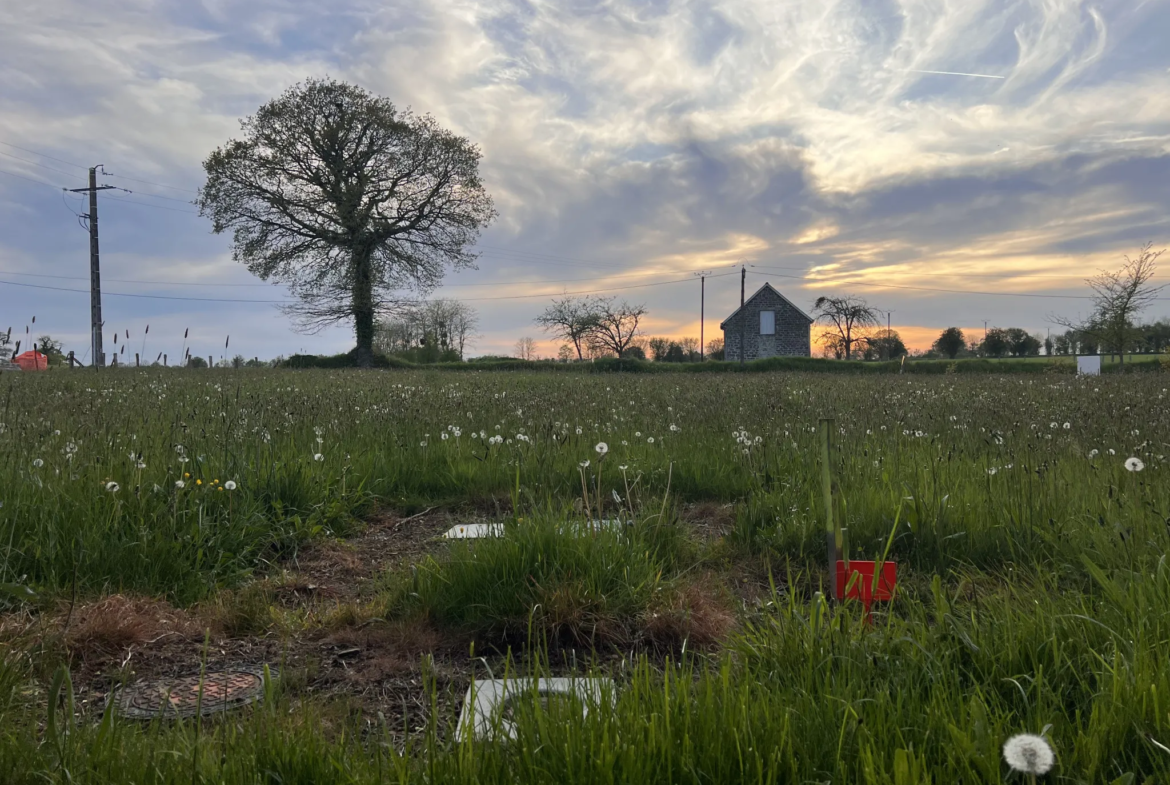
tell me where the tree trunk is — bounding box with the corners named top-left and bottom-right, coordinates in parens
top-left (352, 249), bottom-right (375, 368)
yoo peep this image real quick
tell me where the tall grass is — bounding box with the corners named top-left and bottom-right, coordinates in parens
top-left (1, 370), bottom-right (1166, 599)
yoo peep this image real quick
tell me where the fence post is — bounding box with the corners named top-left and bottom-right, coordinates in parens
top-left (208, 355), bottom-right (213, 368)
top-left (68, 351), bottom-right (75, 369)
top-left (820, 418), bottom-right (842, 600)
top-left (163, 354), bottom-right (167, 367)
top-left (135, 353), bottom-right (140, 367)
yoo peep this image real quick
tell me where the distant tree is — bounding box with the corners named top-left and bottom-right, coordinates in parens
top-left (244, 357), bottom-right (266, 368)
top-left (535, 296), bottom-right (603, 360)
top-left (1052, 243), bottom-right (1166, 366)
top-left (678, 337), bottom-right (701, 361)
top-left (589, 298), bottom-right (646, 358)
top-left (706, 336), bottom-right (725, 361)
top-left (515, 336), bottom-right (537, 360)
top-left (197, 77), bottom-right (496, 367)
top-left (187, 356), bottom-right (208, 369)
top-left (1003, 328), bottom-right (1042, 357)
top-left (663, 343), bottom-right (686, 363)
top-left (648, 337), bottom-right (671, 362)
top-left (933, 327), bottom-right (966, 359)
top-left (980, 327), bottom-right (1011, 358)
top-left (621, 345), bottom-right (647, 360)
top-left (556, 344), bottom-right (574, 362)
top-left (812, 295), bottom-right (880, 360)
top-left (863, 331), bottom-right (907, 361)
top-left (34, 335), bottom-right (65, 366)
top-left (231, 354), bottom-right (246, 369)
top-left (1137, 319), bottom-right (1170, 353)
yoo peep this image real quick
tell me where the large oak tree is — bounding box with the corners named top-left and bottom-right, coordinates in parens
top-left (197, 78), bottom-right (496, 366)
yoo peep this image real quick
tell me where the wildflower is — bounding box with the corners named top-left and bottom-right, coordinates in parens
top-left (634, 431), bottom-right (642, 437)
top-left (184, 472), bottom-right (190, 478)
top-left (1063, 422), bottom-right (1070, 430)
top-left (596, 442), bottom-right (608, 456)
top-left (441, 433), bottom-right (449, 440)
top-left (612, 490), bottom-right (622, 504)
top-left (224, 480), bottom-right (237, 490)
top-left (575, 427), bottom-right (582, 435)
top-left (196, 479), bottom-right (202, 486)
top-left (32, 459), bottom-right (43, 468)
top-left (106, 481), bottom-right (120, 493)
top-left (1125, 457), bottom-right (1145, 472)
top-left (175, 480), bottom-right (185, 489)
top-left (136, 461), bottom-right (146, 469)
top-left (1088, 449), bottom-right (1098, 458)
top-left (579, 460), bottom-right (590, 468)
top-left (647, 437), bottom-right (655, 444)
top-left (618, 464), bottom-right (628, 471)
top-left (1108, 448), bottom-right (1116, 455)
top-left (1002, 733), bottom-right (1054, 776)
top-left (314, 453), bottom-right (324, 462)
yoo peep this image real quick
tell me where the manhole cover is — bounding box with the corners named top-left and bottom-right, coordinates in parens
top-left (111, 667), bottom-right (272, 719)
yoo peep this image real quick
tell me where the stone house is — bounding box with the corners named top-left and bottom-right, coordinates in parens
top-left (720, 282), bottom-right (812, 360)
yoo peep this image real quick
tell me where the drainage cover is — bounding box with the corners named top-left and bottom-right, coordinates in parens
top-left (111, 667), bottom-right (271, 719)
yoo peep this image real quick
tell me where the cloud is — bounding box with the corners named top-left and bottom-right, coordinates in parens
top-left (1, 0), bottom-right (1168, 357)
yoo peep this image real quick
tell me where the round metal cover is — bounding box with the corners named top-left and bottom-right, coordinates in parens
top-left (111, 667), bottom-right (271, 719)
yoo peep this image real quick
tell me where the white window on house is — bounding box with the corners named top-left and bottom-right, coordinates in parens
top-left (759, 310), bottom-right (775, 335)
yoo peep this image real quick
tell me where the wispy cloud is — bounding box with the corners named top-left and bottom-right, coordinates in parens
top-left (0, 0), bottom-right (1168, 357)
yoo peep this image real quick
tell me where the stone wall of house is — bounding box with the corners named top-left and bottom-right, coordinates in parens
top-left (721, 287), bottom-right (811, 360)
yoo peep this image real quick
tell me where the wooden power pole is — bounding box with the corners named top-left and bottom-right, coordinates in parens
top-left (739, 264), bottom-right (746, 366)
top-left (70, 167), bottom-right (115, 367)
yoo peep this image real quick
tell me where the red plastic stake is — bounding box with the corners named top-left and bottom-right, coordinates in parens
top-left (836, 560), bottom-right (897, 623)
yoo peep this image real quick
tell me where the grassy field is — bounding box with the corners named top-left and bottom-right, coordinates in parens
top-left (0, 367), bottom-right (1167, 783)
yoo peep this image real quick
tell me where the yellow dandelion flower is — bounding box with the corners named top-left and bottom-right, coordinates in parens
top-left (196, 479), bottom-right (202, 486)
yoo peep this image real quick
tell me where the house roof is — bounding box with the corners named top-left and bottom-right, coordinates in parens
top-left (719, 282), bottom-right (813, 328)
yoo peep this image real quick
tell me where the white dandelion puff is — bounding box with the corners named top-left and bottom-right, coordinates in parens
top-left (1125, 457), bottom-right (1145, 472)
top-left (175, 480), bottom-right (185, 489)
top-left (224, 480), bottom-right (237, 490)
top-left (595, 442), bottom-right (608, 456)
top-left (313, 453), bottom-right (324, 462)
top-left (579, 460), bottom-right (590, 468)
top-left (32, 459), bottom-right (43, 468)
top-left (106, 481), bottom-right (120, 493)
top-left (1002, 733), bottom-right (1054, 775)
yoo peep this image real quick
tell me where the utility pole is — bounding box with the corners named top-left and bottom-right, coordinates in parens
top-left (983, 320), bottom-right (988, 339)
top-left (695, 270), bottom-right (711, 360)
top-left (884, 310), bottom-right (894, 361)
top-left (739, 264), bottom-right (746, 366)
top-left (69, 166), bottom-right (115, 368)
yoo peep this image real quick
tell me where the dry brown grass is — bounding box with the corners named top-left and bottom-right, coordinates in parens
top-left (641, 578), bottom-right (736, 651)
top-left (63, 594), bottom-right (209, 665)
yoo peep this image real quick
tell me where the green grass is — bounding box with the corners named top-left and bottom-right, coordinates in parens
top-left (0, 368), bottom-right (1168, 781)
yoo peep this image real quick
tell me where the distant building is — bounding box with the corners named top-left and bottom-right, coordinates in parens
top-left (720, 282), bottom-right (812, 360)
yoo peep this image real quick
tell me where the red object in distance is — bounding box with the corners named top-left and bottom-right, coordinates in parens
top-left (13, 351), bottom-right (48, 371)
top-left (836, 560), bottom-right (897, 621)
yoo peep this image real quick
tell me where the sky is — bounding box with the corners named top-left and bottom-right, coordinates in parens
top-left (1, 0), bottom-right (1169, 362)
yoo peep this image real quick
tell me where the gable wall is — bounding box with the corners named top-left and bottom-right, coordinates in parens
top-left (721, 287), bottom-right (811, 360)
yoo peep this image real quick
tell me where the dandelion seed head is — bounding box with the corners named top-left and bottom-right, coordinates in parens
top-left (1002, 733), bottom-right (1054, 775)
top-left (313, 453), bottom-right (324, 461)
top-left (105, 481), bottom-right (120, 493)
top-left (1125, 457), bottom-right (1145, 472)
top-left (224, 480), bottom-right (237, 490)
top-left (596, 442), bottom-right (608, 455)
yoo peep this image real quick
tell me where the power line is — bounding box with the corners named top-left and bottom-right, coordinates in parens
top-left (458, 270), bottom-right (740, 301)
top-left (0, 278), bottom-right (292, 304)
top-left (100, 193), bottom-right (200, 214)
top-left (0, 168), bottom-right (63, 190)
top-left (747, 269), bottom-right (1170, 301)
top-left (0, 269), bottom-right (277, 287)
top-left (0, 269), bottom-right (740, 305)
top-left (102, 172), bottom-right (198, 194)
top-left (0, 140), bottom-right (86, 169)
top-left (0, 150), bottom-right (85, 179)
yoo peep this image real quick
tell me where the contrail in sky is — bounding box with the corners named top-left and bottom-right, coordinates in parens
top-left (904, 68), bottom-right (1006, 79)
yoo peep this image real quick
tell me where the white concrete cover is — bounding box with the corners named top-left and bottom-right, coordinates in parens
top-left (456, 677), bottom-right (614, 741)
top-left (444, 523), bottom-right (505, 539)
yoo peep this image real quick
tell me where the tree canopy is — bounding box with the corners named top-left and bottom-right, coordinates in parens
top-left (197, 78), bottom-right (496, 366)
